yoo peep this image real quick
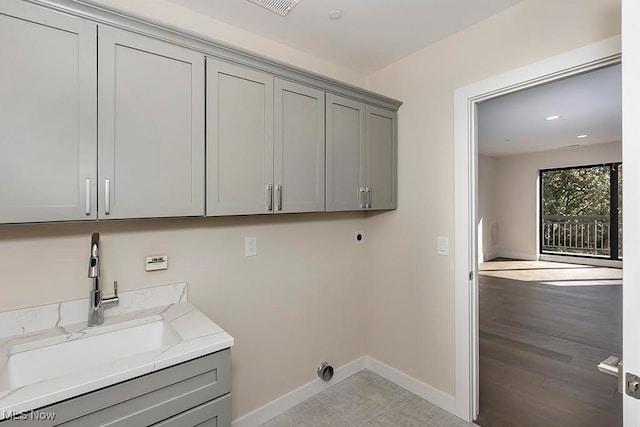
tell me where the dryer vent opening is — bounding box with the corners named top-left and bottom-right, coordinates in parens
top-left (317, 362), bottom-right (334, 382)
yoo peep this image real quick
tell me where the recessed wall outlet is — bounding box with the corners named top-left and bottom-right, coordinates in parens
top-left (145, 255), bottom-right (168, 271)
top-left (245, 237), bottom-right (257, 257)
top-left (354, 231), bottom-right (364, 244)
top-left (437, 236), bottom-right (449, 256)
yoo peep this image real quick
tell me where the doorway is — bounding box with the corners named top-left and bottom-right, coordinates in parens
top-left (474, 64), bottom-right (622, 426)
top-left (452, 37), bottom-right (622, 422)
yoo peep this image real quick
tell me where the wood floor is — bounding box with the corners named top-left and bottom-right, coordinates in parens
top-left (476, 259), bottom-right (622, 427)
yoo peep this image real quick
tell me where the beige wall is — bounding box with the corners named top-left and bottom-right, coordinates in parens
top-left (494, 141), bottom-right (622, 260)
top-left (478, 155), bottom-right (501, 262)
top-left (365, 0), bottom-right (620, 396)
top-left (0, 215), bottom-right (368, 418)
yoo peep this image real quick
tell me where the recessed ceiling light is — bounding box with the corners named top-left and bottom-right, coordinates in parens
top-left (546, 115), bottom-right (561, 121)
top-left (328, 10), bottom-right (342, 19)
top-left (577, 134), bottom-right (589, 139)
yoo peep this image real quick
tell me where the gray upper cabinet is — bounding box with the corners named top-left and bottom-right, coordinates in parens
top-left (206, 58), bottom-right (274, 216)
top-left (366, 105), bottom-right (397, 210)
top-left (206, 62), bottom-right (326, 216)
top-left (98, 26), bottom-right (205, 219)
top-left (274, 79), bottom-right (325, 213)
top-left (326, 94), bottom-right (366, 211)
top-left (1, 0), bottom-right (399, 224)
top-left (326, 95), bottom-right (397, 211)
top-left (0, 0), bottom-right (97, 223)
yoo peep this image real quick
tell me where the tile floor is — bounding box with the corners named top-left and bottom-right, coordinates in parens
top-left (260, 370), bottom-right (474, 427)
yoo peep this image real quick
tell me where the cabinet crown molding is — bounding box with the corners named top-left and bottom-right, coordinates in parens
top-left (27, 0), bottom-right (403, 112)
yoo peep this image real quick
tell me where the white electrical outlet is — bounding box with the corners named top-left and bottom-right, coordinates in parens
top-left (354, 230), bottom-right (364, 244)
top-left (245, 237), bottom-right (257, 257)
top-left (145, 255), bottom-right (168, 271)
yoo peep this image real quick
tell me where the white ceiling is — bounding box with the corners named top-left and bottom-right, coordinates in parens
top-left (167, 0), bottom-right (522, 74)
top-left (478, 64), bottom-right (622, 157)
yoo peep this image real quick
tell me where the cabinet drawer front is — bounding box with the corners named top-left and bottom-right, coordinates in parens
top-left (63, 370), bottom-right (223, 426)
top-left (0, 350), bottom-right (230, 427)
top-left (0, 0), bottom-right (97, 223)
top-left (152, 394), bottom-right (230, 427)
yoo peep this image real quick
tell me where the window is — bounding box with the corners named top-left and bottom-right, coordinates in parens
top-left (540, 163), bottom-right (622, 259)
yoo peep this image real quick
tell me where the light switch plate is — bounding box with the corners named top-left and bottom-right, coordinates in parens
top-left (437, 236), bottom-right (449, 256)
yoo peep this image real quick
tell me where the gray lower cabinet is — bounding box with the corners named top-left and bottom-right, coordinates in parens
top-left (326, 94), bottom-right (397, 211)
top-left (0, 0), bottom-right (98, 223)
top-left (206, 59), bottom-right (326, 215)
top-left (98, 26), bottom-right (205, 219)
top-left (0, 349), bottom-right (231, 427)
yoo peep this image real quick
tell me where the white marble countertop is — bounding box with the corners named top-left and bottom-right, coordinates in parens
top-left (0, 282), bottom-right (234, 419)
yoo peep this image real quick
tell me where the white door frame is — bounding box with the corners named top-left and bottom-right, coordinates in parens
top-left (453, 36), bottom-right (622, 422)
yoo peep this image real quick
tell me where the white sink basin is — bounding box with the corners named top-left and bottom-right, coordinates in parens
top-left (4, 318), bottom-right (180, 390)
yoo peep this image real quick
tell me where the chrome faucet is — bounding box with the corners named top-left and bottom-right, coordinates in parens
top-left (88, 232), bottom-right (119, 326)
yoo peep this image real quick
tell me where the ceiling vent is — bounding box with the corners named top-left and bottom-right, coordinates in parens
top-left (247, 0), bottom-right (299, 17)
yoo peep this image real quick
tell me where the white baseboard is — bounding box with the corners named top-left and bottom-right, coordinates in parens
top-left (232, 357), bottom-right (367, 427)
top-left (231, 356), bottom-right (458, 427)
top-left (482, 252), bottom-right (499, 262)
top-left (365, 356), bottom-right (456, 414)
top-left (498, 251), bottom-right (538, 261)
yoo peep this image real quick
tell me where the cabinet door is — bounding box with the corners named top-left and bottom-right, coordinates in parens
top-left (366, 105), bottom-right (397, 210)
top-left (325, 94), bottom-right (366, 211)
top-left (274, 79), bottom-right (325, 213)
top-left (0, 1), bottom-right (97, 223)
top-left (207, 59), bottom-right (274, 216)
top-left (98, 26), bottom-right (205, 219)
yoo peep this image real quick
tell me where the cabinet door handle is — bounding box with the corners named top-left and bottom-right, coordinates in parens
top-left (266, 184), bottom-right (273, 212)
top-left (275, 185), bottom-right (282, 211)
top-left (366, 187), bottom-right (371, 209)
top-left (85, 178), bottom-right (91, 215)
top-left (359, 188), bottom-right (364, 209)
top-left (104, 178), bottom-right (110, 215)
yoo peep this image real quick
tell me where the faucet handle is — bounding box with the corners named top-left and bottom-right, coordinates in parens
top-left (102, 280), bottom-right (120, 308)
